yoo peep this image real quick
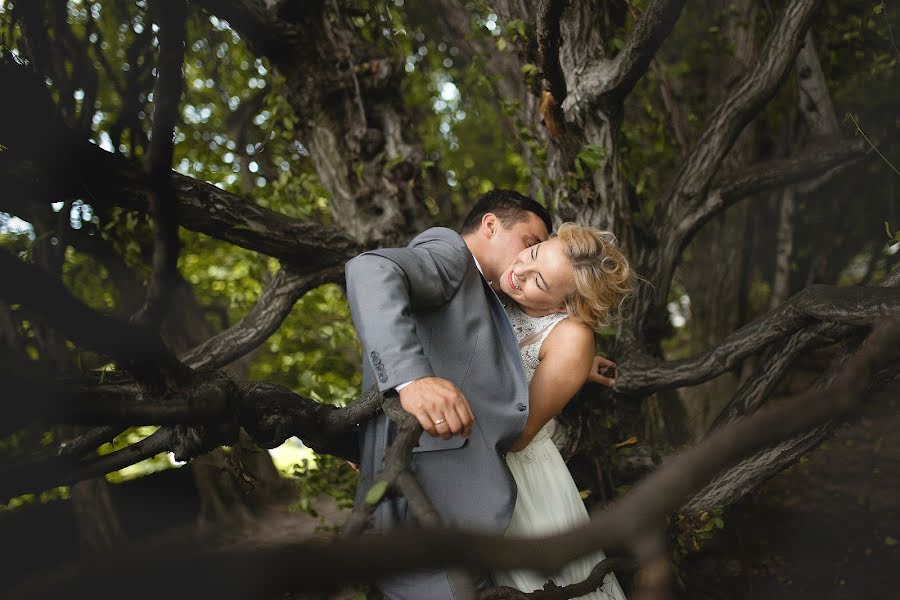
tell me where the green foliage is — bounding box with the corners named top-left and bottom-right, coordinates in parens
top-left (1, 486), bottom-right (70, 513)
top-left (573, 144), bottom-right (608, 179)
top-left (399, 4), bottom-right (544, 211)
top-left (670, 507), bottom-right (727, 589)
top-left (289, 453), bottom-right (358, 517)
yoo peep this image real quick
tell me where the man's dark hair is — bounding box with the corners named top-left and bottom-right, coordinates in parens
top-left (460, 189), bottom-right (553, 235)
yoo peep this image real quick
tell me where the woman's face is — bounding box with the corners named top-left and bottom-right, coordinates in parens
top-left (498, 238), bottom-right (575, 315)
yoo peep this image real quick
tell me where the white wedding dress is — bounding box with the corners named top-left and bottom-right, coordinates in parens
top-left (493, 301), bottom-right (628, 599)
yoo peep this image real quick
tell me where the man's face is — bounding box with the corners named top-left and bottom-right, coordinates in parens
top-left (486, 212), bottom-right (549, 289)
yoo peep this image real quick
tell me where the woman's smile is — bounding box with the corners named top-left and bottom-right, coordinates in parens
top-left (508, 269), bottom-right (522, 291)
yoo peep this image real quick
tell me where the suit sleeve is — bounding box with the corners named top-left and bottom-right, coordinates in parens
top-left (345, 227), bottom-right (471, 392)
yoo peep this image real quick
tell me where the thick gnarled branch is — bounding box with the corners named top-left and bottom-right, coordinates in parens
top-left (0, 380), bottom-right (381, 502)
top-left (561, 0), bottom-right (686, 114)
top-left (598, 0), bottom-right (686, 106)
top-left (617, 282), bottom-right (900, 396)
top-left (0, 58), bottom-right (360, 269)
top-left (180, 264), bottom-right (345, 372)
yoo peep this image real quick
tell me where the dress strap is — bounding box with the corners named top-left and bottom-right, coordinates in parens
top-left (517, 313), bottom-right (568, 349)
top-left (537, 314), bottom-right (567, 346)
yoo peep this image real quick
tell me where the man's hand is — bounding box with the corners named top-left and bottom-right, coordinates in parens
top-left (588, 355), bottom-right (618, 387)
top-left (398, 377), bottom-right (474, 439)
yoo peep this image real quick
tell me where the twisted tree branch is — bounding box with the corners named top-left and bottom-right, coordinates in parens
top-left (0, 426), bottom-right (178, 502)
top-left (599, 0), bottom-right (686, 106)
top-left (675, 137), bottom-right (870, 248)
top-left (561, 0), bottom-right (685, 114)
top-left (0, 380), bottom-right (381, 501)
top-left (480, 557), bottom-right (636, 599)
top-left (341, 395), bottom-right (433, 537)
top-left (709, 265), bottom-right (900, 429)
top-left (663, 0), bottom-right (821, 220)
top-left (0, 58), bottom-right (360, 269)
top-left (617, 281), bottom-right (900, 396)
top-left (132, 0), bottom-right (188, 330)
top-left (180, 264), bottom-right (345, 372)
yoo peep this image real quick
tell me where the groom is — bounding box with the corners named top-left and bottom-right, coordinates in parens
top-left (345, 189), bottom-right (552, 598)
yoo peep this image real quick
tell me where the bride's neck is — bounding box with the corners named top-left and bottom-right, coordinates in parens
top-left (498, 292), bottom-right (564, 318)
top-left (519, 305), bottom-right (562, 318)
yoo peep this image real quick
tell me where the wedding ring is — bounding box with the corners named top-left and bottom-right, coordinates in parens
top-left (434, 419), bottom-right (446, 425)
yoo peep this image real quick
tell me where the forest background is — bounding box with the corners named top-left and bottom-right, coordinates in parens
top-left (0, 0), bottom-right (898, 598)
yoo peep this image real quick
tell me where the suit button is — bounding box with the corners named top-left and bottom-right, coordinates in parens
top-left (516, 403), bottom-right (527, 412)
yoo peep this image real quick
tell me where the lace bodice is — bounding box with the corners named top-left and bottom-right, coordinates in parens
top-left (502, 298), bottom-right (568, 447)
top-left (503, 300), bottom-right (567, 383)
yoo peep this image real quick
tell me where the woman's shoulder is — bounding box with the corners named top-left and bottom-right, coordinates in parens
top-left (540, 316), bottom-right (593, 358)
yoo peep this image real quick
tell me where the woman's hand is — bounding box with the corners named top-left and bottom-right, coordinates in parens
top-left (588, 355), bottom-right (618, 387)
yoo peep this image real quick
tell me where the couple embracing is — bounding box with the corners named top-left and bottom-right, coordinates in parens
top-left (345, 190), bottom-right (634, 599)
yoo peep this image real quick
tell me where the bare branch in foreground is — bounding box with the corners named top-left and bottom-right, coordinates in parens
top-left (685, 349), bottom-right (900, 513)
top-left (13, 317), bottom-right (898, 600)
top-left (341, 395), bottom-right (434, 537)
top-left (480, 557), bottom-right (637, 600)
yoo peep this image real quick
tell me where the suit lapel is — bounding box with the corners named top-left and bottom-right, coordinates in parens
top-left (480, 274), bottom-right (527, 386)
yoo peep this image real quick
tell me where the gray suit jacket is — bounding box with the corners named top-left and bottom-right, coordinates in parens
top-left (345, 227), bottom-right (529, 598)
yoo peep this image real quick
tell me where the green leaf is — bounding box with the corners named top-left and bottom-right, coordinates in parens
top-left (506, 19), bottom-right (527, 41)
top-left (520, 63), bottom-right (539, 77)
top-left (365, 480), bottom-right (389, 505)
top-left (575, 144), bottom-right (607, 173)
top-left (496, 38), bottom-right (508, 51)
top-left (697, 518), bottom-right (717, 533)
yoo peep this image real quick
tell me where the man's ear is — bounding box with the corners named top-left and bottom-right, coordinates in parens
top-left (481, 213), bottom-right (498, 237)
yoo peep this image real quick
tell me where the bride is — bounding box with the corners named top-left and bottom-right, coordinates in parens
top-left (492, 223), bottom-right (634, 599)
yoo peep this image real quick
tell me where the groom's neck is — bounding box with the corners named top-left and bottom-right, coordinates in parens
top-left (461, 233), bottom-right (493, 281)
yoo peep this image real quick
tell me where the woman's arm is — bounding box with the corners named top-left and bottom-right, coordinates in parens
top-left (508, 319), bottom-right (595, 452)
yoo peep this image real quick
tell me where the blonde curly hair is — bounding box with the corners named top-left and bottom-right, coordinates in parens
top-left (556, 222), bottom-right (636, 331)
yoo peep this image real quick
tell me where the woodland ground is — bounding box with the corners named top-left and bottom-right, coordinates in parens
top-left (677, 380), bottom-right (900, 600)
